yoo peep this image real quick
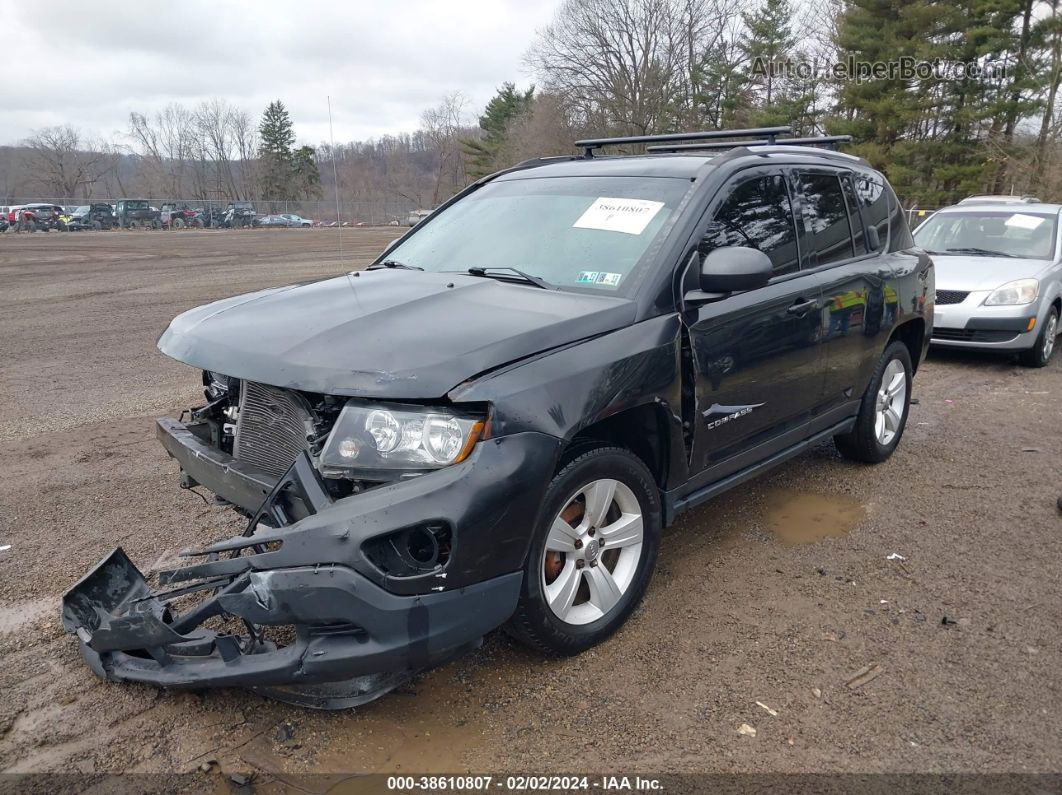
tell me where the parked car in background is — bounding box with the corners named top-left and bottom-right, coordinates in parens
top-left (13, 203), bottom-right (62, 232)
top-left (914, 199), bottom-right (1062, 367)
top-left (407, 209), bottom-right (431, 226)
top-left (254, 213), bottom-right (314, 228)
top-left (0, 206), bottom-right (9, 232)
top-left (61, 203), bottom-right (117, 231)
top-left (253, 214), bottom-right (290, 227)
top-left (115, 199), bottom-right (161, 229)
top-left (226, 201), bottom-right (257, 228)
top-left (160, 203), bottom-right (197, 229)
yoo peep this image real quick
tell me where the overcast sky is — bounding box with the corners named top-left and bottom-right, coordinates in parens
top-left (0, 0), bottom-right (560, 147)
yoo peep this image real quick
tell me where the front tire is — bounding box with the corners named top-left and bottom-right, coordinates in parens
top-left (506, 446), bottom-right (660, 656)
top-left (834, 340), bottom-right (913, 463)
top-left (1018, 307), bottom-right (1058, 368)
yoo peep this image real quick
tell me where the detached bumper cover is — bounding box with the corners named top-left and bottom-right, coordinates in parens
top-left (62, 418), bottom-right (559, 707)
top-left (62, 545), bottom-right (520, 706)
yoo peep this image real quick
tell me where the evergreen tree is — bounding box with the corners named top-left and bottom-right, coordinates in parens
top-left (292, 145), bottom-right (322, 199)
top-left (461, 83), bottom-right (535, 178)
top-left (740, 0), bottom-right (797, 106)
top-left (259, 100), bottom-right (295, 200)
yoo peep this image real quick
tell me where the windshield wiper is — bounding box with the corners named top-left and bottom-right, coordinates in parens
top-left (369, 259), bottom-right (423, 270)
top-left (944, 247), bottom-right (1019, 258)
top-left (466, 266), bottom-right (553, 289)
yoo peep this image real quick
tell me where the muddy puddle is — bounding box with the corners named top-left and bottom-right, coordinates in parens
top-left (213, 663), bottom-right (492, 786)
top-left (765, 489), bottom-right (866, 545)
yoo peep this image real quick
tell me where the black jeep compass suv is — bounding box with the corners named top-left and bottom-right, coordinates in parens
top-left (63, 127), bottom-right (933, 708)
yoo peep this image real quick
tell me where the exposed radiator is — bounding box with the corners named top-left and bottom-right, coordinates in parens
top-left (234, 381), bottom-right (314, 479)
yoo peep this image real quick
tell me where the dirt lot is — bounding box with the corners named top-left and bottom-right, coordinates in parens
top-left (1, 229), bottom-right (1060, 784)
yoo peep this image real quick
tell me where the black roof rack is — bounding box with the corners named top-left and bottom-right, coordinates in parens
top-left (646, 135), bottom-right (853, 153)
top-left (574, 127), bottom-right (792, 158)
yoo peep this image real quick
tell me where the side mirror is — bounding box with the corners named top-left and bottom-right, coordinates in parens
top-left (695, 246), bottom-right (773, 296)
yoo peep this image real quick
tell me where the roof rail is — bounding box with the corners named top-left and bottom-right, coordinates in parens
top-left (646, 135), bottom-right (853, 153)
top-left (574, 127), bottom-right (792, 158)
top-left (957, 194), bottom-right (1041, 205)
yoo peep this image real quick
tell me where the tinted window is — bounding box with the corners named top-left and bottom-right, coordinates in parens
top-left (840, 175), bottom-right (866, 254)
top-left (798, 172), bottom-right (854, 265)
top-left (702, 173), bottom-right (799, 275)
top-left (886, 184), bottom-right (914, 250)
top-left (856, 174), bottom-right (889, 251)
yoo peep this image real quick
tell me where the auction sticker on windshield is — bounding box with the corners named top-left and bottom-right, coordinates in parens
top-left (573, 197), bottom-right (664, 235)
top-left (1005, 213), bottom-right (1046, 230)
top-left (577, 271), bottom-right (623, 286)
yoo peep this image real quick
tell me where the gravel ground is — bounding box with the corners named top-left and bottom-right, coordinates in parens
top-left (0, 229), bottom-right (1060, 784)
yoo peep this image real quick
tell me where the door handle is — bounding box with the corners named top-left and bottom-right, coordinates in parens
top-left (787, 298), bottom-right (818, 315)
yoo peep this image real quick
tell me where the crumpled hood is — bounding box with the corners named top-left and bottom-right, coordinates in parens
top-left (932, 255), bottom-right (1050, 292)
top-left (158, 269), bottom-right (636, 398)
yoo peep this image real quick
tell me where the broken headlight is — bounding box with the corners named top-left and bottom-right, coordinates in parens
top-left (317, 401), bottom-right (485, 479)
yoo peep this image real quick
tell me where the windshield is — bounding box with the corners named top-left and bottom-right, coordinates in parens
top-left (914, 210), bottom-right (1057, 259)
top-left (383, 175), bottom-right (692, 293)
top-left (125, 200), bottom-right (148, 209)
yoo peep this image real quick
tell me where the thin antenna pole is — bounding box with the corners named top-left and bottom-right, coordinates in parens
top-left (327, 95), bottom-right (342, 258)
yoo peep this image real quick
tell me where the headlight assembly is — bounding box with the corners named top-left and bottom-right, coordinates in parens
top-left (318, 401), bottom-right (485, 478)
top-left (984, 278), bottom-right (1038, 306)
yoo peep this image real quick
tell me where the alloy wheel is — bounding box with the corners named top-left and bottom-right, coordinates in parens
top-left (874, 358), bottom-right (907, 446)
top-left (1043, 313), bottom-right (1057, 361)
top-left (541, 478), bottom-right (644, 626)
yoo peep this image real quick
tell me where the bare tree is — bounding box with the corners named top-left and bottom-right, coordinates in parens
top-left (420, 92), bottom-right (473, 205)
top-left (128, 104), bottom-right (197, 196)
top-left (22, 125), bottom-right (116, 198)
top-left (527, 0), bottom-right (691, 136)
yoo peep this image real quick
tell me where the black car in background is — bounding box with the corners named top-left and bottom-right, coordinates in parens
top-left (63, 127), bottom-right (932, 709)
top-left (65, 203), bottom-right (117, 230)
top-left (115, 199), bottom-right (161, 229)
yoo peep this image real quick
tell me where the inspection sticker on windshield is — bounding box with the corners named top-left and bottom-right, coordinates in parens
top-left (1005, 213), bottom-right (1045, 230)
top-left (573, 197), bottom-right (665, 235)
top-left (577, 271), bottom-right (623, 286)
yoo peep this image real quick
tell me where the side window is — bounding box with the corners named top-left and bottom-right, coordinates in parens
top-left (797, 172), bottom-right (854, 265)
top-left (840, 174), bottom-right (867, 255)
top-left (856, 173), bottom-right (889, 252)
top-left (885, 183), bottom-right (914, 250)
top-left (702, 173), bottom-right (799, 276)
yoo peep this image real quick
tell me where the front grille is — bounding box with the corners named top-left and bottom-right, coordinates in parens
top-left (234, 381), bottom-right (313, 478)
top-left (935, 290), bottom-right (969, 305)
top-left (932, 327), bottom-right (1017, 343)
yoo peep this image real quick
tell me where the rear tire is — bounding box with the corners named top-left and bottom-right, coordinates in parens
top-left (92, 220), bottom-right (102, 231)
top-left (506, 445), bottom-right (660, 656)
top-left (1018, 307), bottom-right (1058, 368)
top-left (172, 217), bottom-right (185, 229)
top-left (834, 340), bottom-right (913, 463)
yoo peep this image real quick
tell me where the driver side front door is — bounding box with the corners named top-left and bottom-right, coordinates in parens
top-left (685, 167), bottom-right (826, 483)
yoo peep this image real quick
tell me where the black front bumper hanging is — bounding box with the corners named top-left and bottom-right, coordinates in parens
top-left (61, 443), bottom-right (523, 709)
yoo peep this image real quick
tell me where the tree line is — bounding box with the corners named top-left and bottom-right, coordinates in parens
top-left (3, 0), bottom-right (1061, 211)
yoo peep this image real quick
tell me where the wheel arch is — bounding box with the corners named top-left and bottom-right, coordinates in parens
top-left (560, 403), bottom-right (672, 490)
top-left (889, 317), bottom-right (926, 373)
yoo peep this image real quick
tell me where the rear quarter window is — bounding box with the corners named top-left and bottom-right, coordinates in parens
top-left (855, 173), bottom-right (889, 252)
top-left (885, 183), bottom-right (914, 250)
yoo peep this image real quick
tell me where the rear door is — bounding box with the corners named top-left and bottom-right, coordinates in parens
top-left (685, 167), bottom-right (826, 480)
top-left (793, 168), bottom-right (897, 410)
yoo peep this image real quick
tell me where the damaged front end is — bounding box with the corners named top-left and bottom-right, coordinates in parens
top-left (61, 373), bottom-right (553, 708)
top-left (61, 456), bottom-right (517, 708)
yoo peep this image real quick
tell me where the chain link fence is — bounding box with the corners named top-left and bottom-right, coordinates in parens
top-left (1, 197), bottom-right (421, 226)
